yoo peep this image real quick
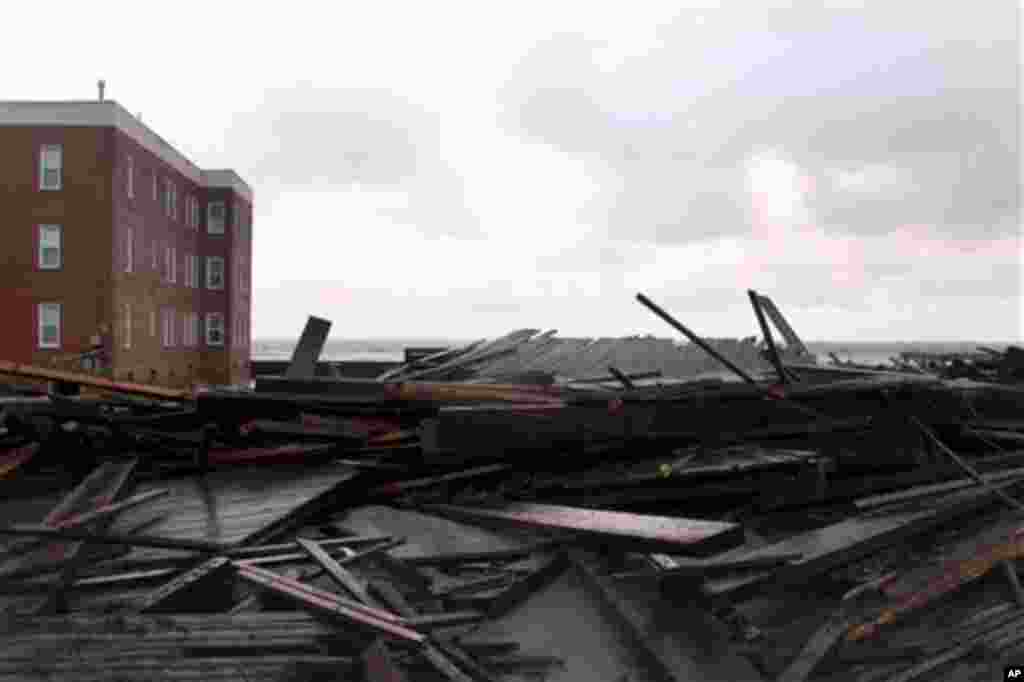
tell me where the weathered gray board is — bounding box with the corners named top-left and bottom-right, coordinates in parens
top-left (0, 612), bottom-right (354, 681)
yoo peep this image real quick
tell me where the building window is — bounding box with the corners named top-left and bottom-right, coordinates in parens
top-left (161, 308), bottom-right (176, 348)
top-left (205, 312), bottom-right (224, 346)
top-left (37, 224), bottom-right (62, 270)
top-left (126, 156), bottom-right (134, 198)
top-left (39, 145), bottom-right (62, 191)
top-left (233, 202), bottom-right (241, 235)
top-left (37, 303), bottom-right (61, 349)
top-left (207, 201), bottom-right (226, 235)
top-left (122, 303), bottom-right (132, 349)
top-left (164, 180), bottom-right (175, 218)
top-left (152, 173), bottom-right (159, 201)
top-left (165, 246), bottom-right (177, 283)
top-left (183, 312), bottom-right (200, 347)
top-left (206, 256), bottom-right (224, 290)
top-left (189, 254), bottom-right (199, 288)
top-left (192, 197), bottom-right (200, 230)
top-left (124, 228), bottom-right (133, 273)
top-left (151, 239), bottom-right (159, 271)
top-left (149, 310), bottom-right (157, 337)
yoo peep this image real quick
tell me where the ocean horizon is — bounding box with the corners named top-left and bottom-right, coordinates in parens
top-left (251, 338), bottom-right (1020, 367)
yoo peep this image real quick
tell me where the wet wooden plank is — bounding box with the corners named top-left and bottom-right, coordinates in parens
top-left (103, 463), bottom-right (356, 562)
top-left (423, 503), bottom-right (742, 556)
top-left (704, 480), bottom-right (1024, 602)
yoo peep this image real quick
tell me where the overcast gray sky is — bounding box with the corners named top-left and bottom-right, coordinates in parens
top-left (7, 1), bottom-right (1021, 341)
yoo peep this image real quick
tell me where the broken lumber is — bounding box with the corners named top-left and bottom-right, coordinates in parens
top-left (421, 503), bottom-right (743, 556)
top-left (0, 360), bottom-right (188, 400)
top-left (847, 527), bottom-right (1024, 641)
top-left (285, 316), bottom-right (332, 379)
top-left (233, 562), bottom-right (425, 644)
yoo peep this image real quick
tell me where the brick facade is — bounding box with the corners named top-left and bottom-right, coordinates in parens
top-left (0, 102), bottom-right (253, 388)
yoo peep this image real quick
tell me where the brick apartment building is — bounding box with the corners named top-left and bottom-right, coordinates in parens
top-left (0, 100), bottom-right (253, 388)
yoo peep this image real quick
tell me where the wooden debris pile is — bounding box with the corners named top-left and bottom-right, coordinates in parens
top-left (1, 291), bottom-right (1024, 681)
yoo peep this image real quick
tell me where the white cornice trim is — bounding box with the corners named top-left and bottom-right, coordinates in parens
top-left (0, 101), bottom-right (253, 202)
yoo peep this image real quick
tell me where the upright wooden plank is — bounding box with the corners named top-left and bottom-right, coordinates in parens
top-left (284, 316), bottom-right (332, 379)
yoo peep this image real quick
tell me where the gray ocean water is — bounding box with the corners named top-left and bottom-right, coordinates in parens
top-left (251, 339), bottom-right (1014, 366)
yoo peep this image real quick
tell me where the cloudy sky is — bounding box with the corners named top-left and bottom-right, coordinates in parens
top-left (8, 1), bottom-right (1021, 341)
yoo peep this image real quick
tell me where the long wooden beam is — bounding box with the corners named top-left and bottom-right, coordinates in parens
top-left (422, 503), bottom-right (742, 556)
top-left (0, 360), bottom-right (188, 400)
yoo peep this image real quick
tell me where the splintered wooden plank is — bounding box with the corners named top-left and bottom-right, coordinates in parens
top-left (284, 316), bottom-right (332, 379)
top-left (422, 503), bottom-right (742, 556)
top-left (2, 489), bottom-right (169, 559)
top-left (1, 460), bottom-right (138, 577)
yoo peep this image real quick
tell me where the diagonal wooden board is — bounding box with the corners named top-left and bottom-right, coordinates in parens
top-left (0, 459), bottom-right (138, 578)
top-left (422, 503), bottom-right (742, 556)
top-left (702, 480), bottom-right (1024, 603)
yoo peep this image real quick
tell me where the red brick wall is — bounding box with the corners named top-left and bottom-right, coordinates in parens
top-left (0, 126), bottom-right (114, 367)
top-left (110, 130), bottom-right (252, 387)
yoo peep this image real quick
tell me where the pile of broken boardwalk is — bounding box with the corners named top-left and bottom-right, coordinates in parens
top-left (3, 300), bottom-right (1024, 681)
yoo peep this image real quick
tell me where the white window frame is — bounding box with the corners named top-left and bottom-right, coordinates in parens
top-left (186, 312), bottom-right (200, 347)
top-left (124, 228), bottom-right (133, 273)
top-left (37, 303), bottom-right (61, 349)
top-left (38, 224), bottom-right (62, 270)
top-left (165, 246), bottom-right (177, 283)
top-left (205, 312), bottom-right (225, 346)
top-left (207, 201), bottom-right (226, 235)
top-left (126, 155), bottom-right (134, 198)
top-left (161, 308), bottom-right (176, 348)
top-left (206, 256), bottom-right (225, 290)
top-left (39, 145), bottom-right (62, 191)
top-left (122, 303), bottom-right (132, 350)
